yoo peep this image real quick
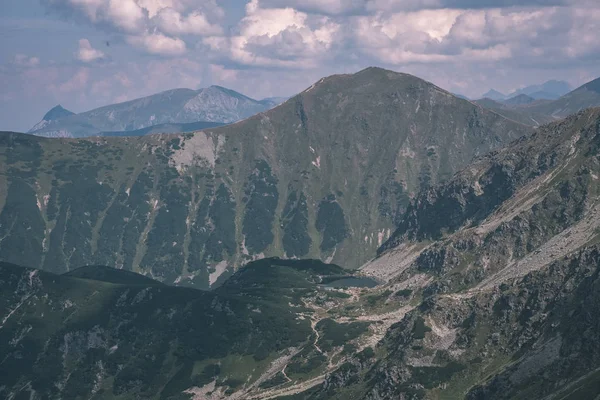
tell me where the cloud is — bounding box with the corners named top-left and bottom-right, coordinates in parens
top-left (62, 68), bottom-right (90, 92)
top-left (363, 0), bottom-right (569, 13)
top-left (12, 54), bottom-right (40, 67)
top-left (41, 0), bottom-right (224, 56)
top-left (76, 39), bottom-right (107, 62)
top-left (349, 6), bottom-right (585, 65)
top-left (204, 0), bottom-right (341, 68)
top-left (258, 0), bottom-right (569, 15)
top-left (127, 32), bottom-right (187, 55)
top-left (153, 8), bottom-right (223, 36)
top-left (5, 0), bottom-right (598, 133)
top-left (258, 0), bottom-right (365, 15)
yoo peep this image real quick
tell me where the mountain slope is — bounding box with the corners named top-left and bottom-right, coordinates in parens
top-left (308, 107), bottom-right (600, 399)
top-left (0, 68), bottom-right (530, 287)
top-left (474, 98), bottom-right (555, 127)
top-left (2, 110), bottom-right (599, 400)
top-left (503, 94), bottom-right (535, 105)
top-left (527, 76), bottom-right (600, 118)
top-left (98, 120), bottom-right (225, 137)
top-left (481, 89), bottom-right (507, 101)
top-left (474, 78), bottom-right (600, 127)
top-left (29, 105), bottom-right (75, 132)
top-left (0, 258), bottom-right (365, 399)
top-left (28, 86), bottom-right (277, 138)
top-left (508, 80), bottom-right (571, 100)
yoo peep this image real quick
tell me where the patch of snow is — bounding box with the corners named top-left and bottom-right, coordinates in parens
top-left (399, 146), bottom-right (416, 158)
top-left (325, 248), bottom-right (337, 264)
top-left (29, 270), bottom-right (38, 286)
top-left (241, 237), bottom-right (250, 255)
top-left (209, 261), bottom-right (228, 287)
top-left (377, 229), bottom-right (387, 247)
top-left (312, 156), bottom-right (321, 169)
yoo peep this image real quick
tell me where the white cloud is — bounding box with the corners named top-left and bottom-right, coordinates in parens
top-left (204, 0), bottom-right (341, 67)
top-left (350, 7), bottom-right (577, 65)
top-left (19, 0), bottom-right (600, 112)
top-left (76, 39), bottom-right (106, 62)
top-left (12, 54), bottom-right (40, 67)
top-left (154, 8), bottom-right (223, 36)
top-left (258, 0), bottom-right (364, 16)
top-left (42, 0), bottom-right (224, 56)
top-left (55, 67), bottom-right (91, 93)
top-left (127, 32), bottom-right (187, 56)
top-left (107, 0), bottom-right (145, 32)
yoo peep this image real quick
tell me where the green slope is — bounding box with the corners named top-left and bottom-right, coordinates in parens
top-left (299, 107), bottom-right (600, 399)
top-left (0, 67), bottom-right (531, 288)
top-left (0, 258), bottom-right (364, 399)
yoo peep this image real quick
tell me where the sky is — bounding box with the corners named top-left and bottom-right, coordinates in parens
top-left (1, 0), bottom-right (599, 132)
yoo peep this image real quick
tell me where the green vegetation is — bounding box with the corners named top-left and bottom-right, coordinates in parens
top-left (0, 258), bottom-right (350, 399)
top-left (316, 195), bottom-right (348, 252)
top-left (242, 160), bottom-right (279, 253)
top-left (281, 190), bottom-right (312, 257)
top-left (316, 319), bottom-right (370, 352)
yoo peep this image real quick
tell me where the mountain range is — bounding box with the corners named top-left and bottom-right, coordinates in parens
top-left (0, 67), bottom-right (530, 288)
top-left (475, 76), bottom-right (600, 127)
top-left (2, 106), bottom-right (600, 400)
top-left (2, 68), bottom-right (600, 399)
top-left (28, 86), bottom-right (285, 138)
top-left (481, 80), bottom-right (572, 101)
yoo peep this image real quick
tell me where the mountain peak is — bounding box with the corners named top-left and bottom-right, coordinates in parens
top-left (42, 105), bottom-right (75, 121)
top-left (299, 67), bottom-right (437, 98)
top-left (579, 76), bottom-right (600, 94)
top-left (481, 89), bottom-right (507, 100)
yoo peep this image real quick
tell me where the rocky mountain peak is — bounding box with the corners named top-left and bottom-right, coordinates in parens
top-left (42, 104), bottom-right (75, 121)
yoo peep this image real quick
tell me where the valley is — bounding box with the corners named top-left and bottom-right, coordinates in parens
top-left (2, 68), bottom-right (600, 399)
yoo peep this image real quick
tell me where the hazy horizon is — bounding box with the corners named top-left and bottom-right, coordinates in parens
top-left (1, 0), bottom-right (599, 131)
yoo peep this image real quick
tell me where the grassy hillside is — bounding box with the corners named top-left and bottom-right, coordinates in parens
top-left (0, 68), bottom-right (530, 288)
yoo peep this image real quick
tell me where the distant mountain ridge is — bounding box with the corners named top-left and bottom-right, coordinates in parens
top-left (481, 89), bottom-right (507, 101)
top-left (475, 75), bottom-right (600, 127)
top-left (519, 76), bottom-right (600, 119)
top-left (481, 80), bottom-right (571, 102)
top-left (42, 105), bottom-right (74, 121)
top-left (510, 79), bottom-right (571, 99)
top-left (503, 93), bottom-right (535, 105)
top-left (29, 105), bottom-right (75, 132)
top-left (28, 86), bottom-right (286, 138)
